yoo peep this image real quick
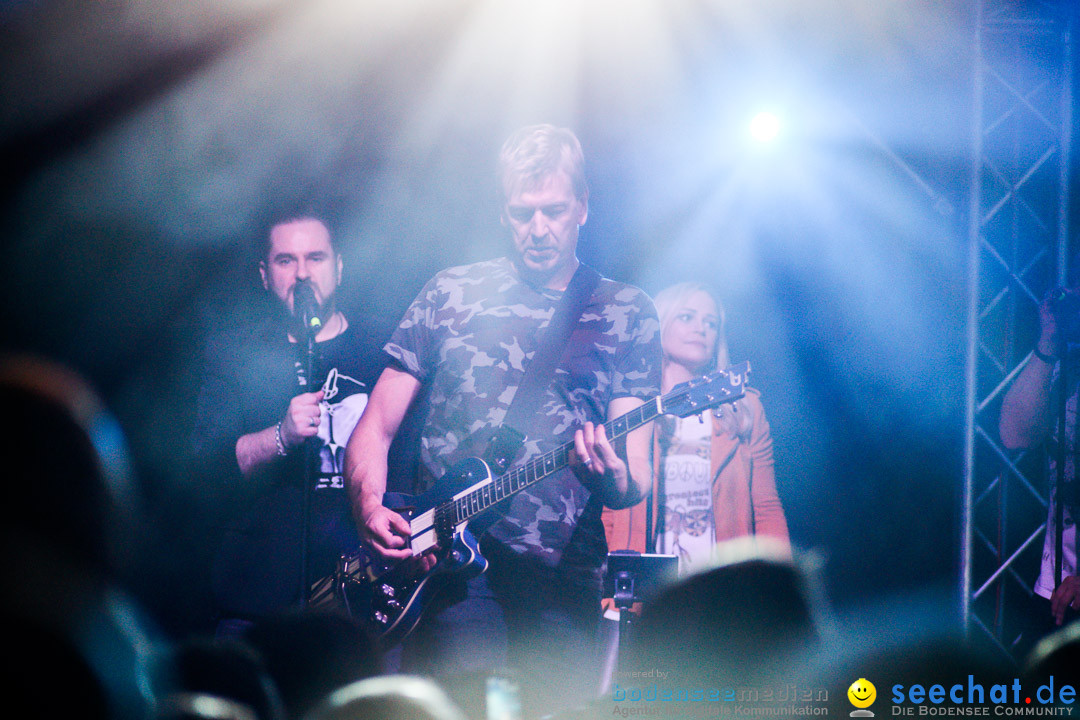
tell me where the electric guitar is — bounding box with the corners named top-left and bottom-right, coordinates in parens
top-left (308, 361), bottom-right (750, 647)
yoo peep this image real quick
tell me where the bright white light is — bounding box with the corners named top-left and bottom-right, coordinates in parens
top-left (749, 111), bottom-right (781, 143)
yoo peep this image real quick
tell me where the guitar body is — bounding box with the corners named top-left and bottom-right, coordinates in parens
top-left (309, 457), bottom-right (495, 647)
top-left (308, 362), bottom-right (751, 648)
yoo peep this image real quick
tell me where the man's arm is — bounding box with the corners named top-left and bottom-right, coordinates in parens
top-left (344, 365), bottom-right (421, 560)
top-left (1000, 358), bottom-right (1055, 449)
top-left (573, 396), bottom-right (653, 509)
top-left (1000, 294), bottom-right (1061, 449)
top-left (234, 390), bottom-right (325, 477)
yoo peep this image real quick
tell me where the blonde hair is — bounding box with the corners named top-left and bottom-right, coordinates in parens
top-left (654, 282), bottom-right (752, 441)
top-left (498, 124), bottom-right (588, 202)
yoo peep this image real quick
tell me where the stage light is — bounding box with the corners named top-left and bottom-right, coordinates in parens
top-left (749, 111), bottom-right (781, 143)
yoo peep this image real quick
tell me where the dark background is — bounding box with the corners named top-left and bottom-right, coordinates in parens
top-left (0, 0), bottom-right (1048, 640)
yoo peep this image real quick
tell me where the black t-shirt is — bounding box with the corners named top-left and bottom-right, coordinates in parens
top-left (192, 317), bottom-right (387, 618)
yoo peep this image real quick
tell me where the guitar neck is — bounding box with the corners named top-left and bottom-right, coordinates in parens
top-left (449, 398), bottom-right (663, 525)
top-left (444, 361), bottom-right (749, 527)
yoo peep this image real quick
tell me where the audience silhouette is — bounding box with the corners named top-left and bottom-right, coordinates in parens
top-left (0, 354), bottom-right (165, 719)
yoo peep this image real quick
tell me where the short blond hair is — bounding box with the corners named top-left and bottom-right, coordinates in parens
top-left (498, 124), bottom-right (588, 202)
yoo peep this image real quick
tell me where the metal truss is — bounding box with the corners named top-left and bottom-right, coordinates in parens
top-left (964, 0), bottom-right (1075, 661)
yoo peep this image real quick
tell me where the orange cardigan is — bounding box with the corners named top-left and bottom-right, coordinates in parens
top-left (603, 388), bottom-right (789, 553)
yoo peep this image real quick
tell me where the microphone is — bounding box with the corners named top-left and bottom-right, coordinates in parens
top-left (293, 279), bottom-right (322, 337)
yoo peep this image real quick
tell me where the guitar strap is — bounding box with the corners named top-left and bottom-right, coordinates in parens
top-left (481, 262), bottom-right (602, 473)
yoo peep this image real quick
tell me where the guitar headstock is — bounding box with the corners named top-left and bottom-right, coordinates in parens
top-left (659, 361), bottom-right (751, 419)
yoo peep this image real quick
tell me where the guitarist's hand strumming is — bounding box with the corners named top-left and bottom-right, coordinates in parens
top-left (360, 504), bottom-right (438, 574)
top-left (359, 504), bottom-right (413, 560)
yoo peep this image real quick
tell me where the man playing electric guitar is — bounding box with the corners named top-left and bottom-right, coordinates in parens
top-left (343, 124), bottom-right (661, 717)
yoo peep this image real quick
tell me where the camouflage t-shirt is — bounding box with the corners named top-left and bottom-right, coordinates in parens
top-left (385, 256), bottom-right (661, 573)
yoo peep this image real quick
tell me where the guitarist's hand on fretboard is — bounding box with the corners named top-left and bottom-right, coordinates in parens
top-left (571, 394), bottom-right (654, 510)
top-left (571, 421), bottom-right (628, 497)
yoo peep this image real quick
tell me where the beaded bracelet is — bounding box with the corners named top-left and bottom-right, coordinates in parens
top-left (274, 421), bottom-right (288, 456)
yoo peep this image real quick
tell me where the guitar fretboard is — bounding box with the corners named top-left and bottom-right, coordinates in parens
top-left (448, 402), bottom-right (660, 524)
top-left (445, 361), bottom-right (748, 525)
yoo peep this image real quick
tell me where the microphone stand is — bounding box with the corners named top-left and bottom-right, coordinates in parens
top-left (613, 570), bottom-right (637, 675)
top-left (648, 416), bottom-right (674, 553)
top-left (298, 318), bottom-right (317, 610)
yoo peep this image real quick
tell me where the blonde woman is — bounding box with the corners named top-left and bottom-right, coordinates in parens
top-left (603, 282), bottom-right (789, 572)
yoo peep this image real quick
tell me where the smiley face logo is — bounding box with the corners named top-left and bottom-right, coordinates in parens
top-left (848, 678), bottom-right (876, 709)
